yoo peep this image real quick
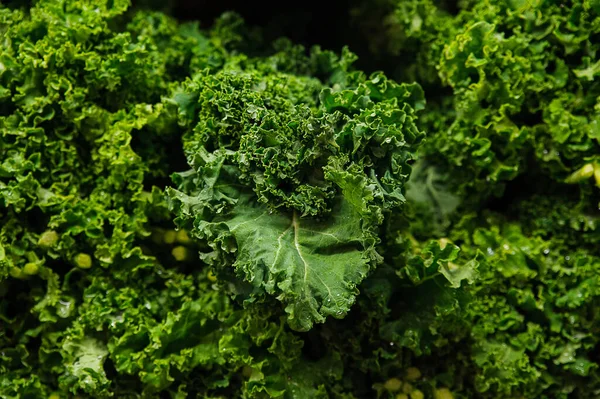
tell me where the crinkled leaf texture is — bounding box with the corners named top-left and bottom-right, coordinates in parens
top-left (167, 47), bottom-right (424, 331)
top-left (210, 193), bottom-right (369, 331)
top-left (59, 338), bottom-right (110, 394)
top-left (167, 148), bottom-right (378, 331)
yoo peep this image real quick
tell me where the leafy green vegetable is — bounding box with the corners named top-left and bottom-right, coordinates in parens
top-left (166, 46), bottom-right (425, 330)
top-left (2, 0), bottom-right (600, 397)
top-left (346, 0), bottom-right (600, 397)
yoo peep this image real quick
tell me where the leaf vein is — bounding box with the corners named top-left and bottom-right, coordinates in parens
top-left (292, 211), bottom-right (311, 285)
top-left (230, 211), bottom-right (268, 232)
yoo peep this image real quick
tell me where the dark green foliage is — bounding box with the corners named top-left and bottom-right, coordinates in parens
top-left (1, 0), bottom-right (599, 398)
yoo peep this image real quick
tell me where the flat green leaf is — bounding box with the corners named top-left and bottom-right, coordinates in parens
top-left (207, 193), bottom-right (372, 331)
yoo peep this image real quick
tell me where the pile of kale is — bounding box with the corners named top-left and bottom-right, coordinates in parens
top-left (1, 0), bottom-right (599, 398)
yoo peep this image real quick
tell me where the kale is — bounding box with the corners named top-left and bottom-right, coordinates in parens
top-left (1, 0), bottom-right (599, 398)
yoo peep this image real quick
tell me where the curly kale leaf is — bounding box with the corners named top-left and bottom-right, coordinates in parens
top-left (167, 45), bottom-right (424, 330)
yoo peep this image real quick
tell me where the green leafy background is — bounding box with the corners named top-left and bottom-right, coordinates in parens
top-left (1, 0), bottom-right (600, 398)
